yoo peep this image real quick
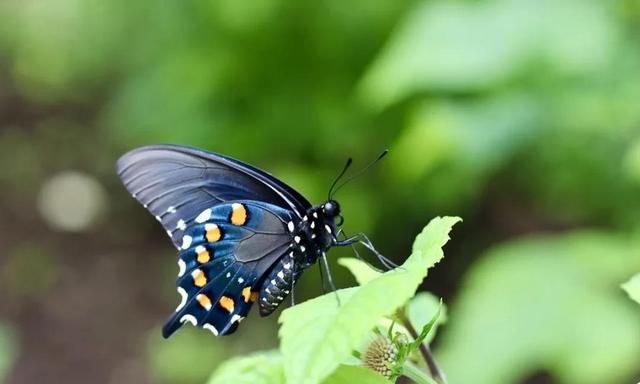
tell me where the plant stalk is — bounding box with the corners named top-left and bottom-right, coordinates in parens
top-left (402, 361), bottom-right (438, 384)
top-left (397, 311), bottom-right (448, 384)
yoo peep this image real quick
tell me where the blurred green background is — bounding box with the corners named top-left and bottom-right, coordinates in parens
top-left (1, 0), bottom-right (639, 383)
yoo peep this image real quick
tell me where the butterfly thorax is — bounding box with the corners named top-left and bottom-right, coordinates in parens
top-left (257, 200), bottom-right (340, 316)
top-left (297, 200), bottom-right (340, 261)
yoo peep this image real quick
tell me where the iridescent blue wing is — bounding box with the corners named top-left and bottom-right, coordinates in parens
top-left (162, 201), bottom-right (295, 338)
top-left (116, 144), bottom-right (310, 249)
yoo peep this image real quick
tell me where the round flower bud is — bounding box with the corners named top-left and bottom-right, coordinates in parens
top-left (362, 336), bottom-right (398, 378)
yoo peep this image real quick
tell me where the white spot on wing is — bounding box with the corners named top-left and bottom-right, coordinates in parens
top-left (325, 224), bottom-right (332, 234)
top-left (287, 221), bottom-right (295, 232)
top-left (226, 272), bottom-right (231, 278)
top-left (203, 323), bottom-right (219, 336)
top-left (310, 221), bottom-right (315, 229)
top-left (176, 219), bottom-right (186, 231)
top-left (283, 262), bottom-right (291, 270)
top-left (313, 212), bottom-right (318, 218)
top-left (195, 208), bottom-right (212, 223)
top-left (277, 271), bottom-right (285, 280)
top-left (177, 259), bottom-right (186, 277)
top-left (180, 314), bottom-right (197, 326)
top-left (294, 236), bottom-right (301, 244)
top-left (271, 279), bottom-right (277, 286)
top-left (230, 314), bottom-right (244, 324)
top-left (300, 245), bottom-right (306, 252)
top-left (167, 206), bottom-right (177, 214)
top-left (155, 215), bottom-right (162, 222)
top-left (181, 235), bottom-right (192, 250)
top-left (238, 277), bottom-right (244, 283)
top-left (176, 287), bottom-right (188, 311)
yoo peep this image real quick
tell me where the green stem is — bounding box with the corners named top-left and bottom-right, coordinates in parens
top-left (402, 361), bottom-right (438, 384)
top-left (396, 310), bottom-right (448, 384)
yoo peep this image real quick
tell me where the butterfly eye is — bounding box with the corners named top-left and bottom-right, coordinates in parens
top-left (323, 200), bottom-right (340, 217)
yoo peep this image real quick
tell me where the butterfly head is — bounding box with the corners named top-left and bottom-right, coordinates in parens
top-left (322, 200), bottom-right (344, 227)
top-left (322, 200), bottom-right (340, 218)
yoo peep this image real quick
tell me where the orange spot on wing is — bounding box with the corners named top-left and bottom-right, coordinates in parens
top-left (196, 249), bottom-right (210, 264)
top-left (230, 203), bottom-right (247, 226)
top-left (205, 224), bottom-right (221, 242)
top-left (219, 296), bottom-right (235, 313)
top-left (197, 294), bottom-right (212, 310)
top-left (250, 292), bottom-right (258, 302)
top-left (192, 269), bottom-right (207, 287)
top-left (242, 287), bottom-right (251, 303)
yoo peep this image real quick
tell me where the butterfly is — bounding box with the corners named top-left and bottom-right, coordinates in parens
top-left (116, 144), bottom-right (388, 338)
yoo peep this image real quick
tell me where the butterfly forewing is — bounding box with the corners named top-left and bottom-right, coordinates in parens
top-left (116, 145), bottom-right (310, 249)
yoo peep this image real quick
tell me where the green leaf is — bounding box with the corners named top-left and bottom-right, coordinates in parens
top-left (622, 273), bottom-right (640, 305)
top-left (402, 362), bottom-right (439, 384)
top-left (409, 300), bottom-right (441, 351)
top-left (207, 350), bottom-right (284, 384)
top-left (360, 0), bottom-right (616, 108)
top-left (279, 216), bottom-right (461, 384)
top-left (148, 327), bottom-right (226, 384)
top-left (438, 231), bottom-right (640, 384)
top-left (321, 365), bottom-right (390, 384)
top-left (0, 323), bottom-right (17, 383)
top-left (388, 96), bottom-right (540, 184)
top-left (407, 292), bottom-right (446, 344)
top-left (338, 257), bottom-right (382, 285)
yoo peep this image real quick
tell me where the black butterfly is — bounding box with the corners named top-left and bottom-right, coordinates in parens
top-left (116, 144), bottom-right (388, 337)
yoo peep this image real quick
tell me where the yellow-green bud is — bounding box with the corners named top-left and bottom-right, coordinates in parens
top-left (362, 336), bottom-right (398, 379)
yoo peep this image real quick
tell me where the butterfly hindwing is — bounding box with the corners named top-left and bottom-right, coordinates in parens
top-left (162, 201), bottom-right (296, 337)
top-left (163, 258), bottom-right (258, 337)
top-left (116, 145), bottom-right (310, 249)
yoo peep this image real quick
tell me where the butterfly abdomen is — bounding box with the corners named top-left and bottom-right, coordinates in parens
top-left (258, 253), bottom-right (303, 316)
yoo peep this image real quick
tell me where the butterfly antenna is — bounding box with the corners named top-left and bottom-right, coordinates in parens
top-left (328, 158), bottom-right (353, 199)
top-left (332, 149), bottom-right (388, 196)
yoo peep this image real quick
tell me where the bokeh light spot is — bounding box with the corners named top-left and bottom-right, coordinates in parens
top-left (37, 171), bottom-right (106, 232)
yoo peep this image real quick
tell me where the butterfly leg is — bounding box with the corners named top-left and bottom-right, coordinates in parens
top-left (318, 261), bottom-right (328, 294)
top-left (359, 234), bottom-right (399, 270)
top-left (338, 230), bottom-right (385, 273)
top-left (321, 251), bottom-right (341, 306)
top-left (336, 232), bottom-right (398, 270)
